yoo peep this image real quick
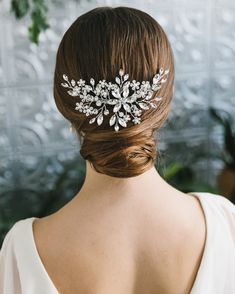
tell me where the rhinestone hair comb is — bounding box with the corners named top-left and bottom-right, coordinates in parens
top-left (61, 68), bottom-right (169, 132)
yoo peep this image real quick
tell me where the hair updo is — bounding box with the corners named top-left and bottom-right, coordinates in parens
top-left (53, 6), bottom-right (175, 178)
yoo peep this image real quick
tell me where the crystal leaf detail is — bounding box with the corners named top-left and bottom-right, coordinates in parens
top-left (115, 77), bottom-right (121, 85)
top-left (150, 102), bottom-right (157, 108)
top-left (111, 90), bottom-right (121, 99)
top-left (113, 102), bottom-right (122, 113)
top-left (124, 74), bottom-right (129, 81)
top-left (115, 125), bottom-right (119, 132)
top-left (123, 103), bottom-right (131, 112)
top-left (109, 114), bottom-right (116, 126)
top-left (90, 78), bottom-right (95, 86)
top-left (123, 88), bottom-right (129, 99)
top-left (89, 117), bottom-right (96, 124)
top-left (139, 102), bottom-right (149, 110)
top-left (118, 117), bottom-right (127, 127)
top-left (68, 90), bottom-right (78, 96)
top-left (71, 80), bottom-right (76, 86)
top-left (63, 74), bottom-right (68, 81)
top-left (97, 114), bottom-right (103, 126)
top-left (61, 83), bottom-right (69, 87)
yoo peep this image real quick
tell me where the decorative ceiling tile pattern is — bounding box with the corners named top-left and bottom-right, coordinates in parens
top-left (0, 0), bottom-right (234, 196)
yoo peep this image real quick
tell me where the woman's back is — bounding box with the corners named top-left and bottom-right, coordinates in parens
top-left (1, 190), bottom-right (235, 293)
top-left (31, 190), bottom-right (206, 294)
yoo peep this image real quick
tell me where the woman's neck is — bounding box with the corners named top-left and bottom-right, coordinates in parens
top-left (72, 160), bottom-right (182, 204)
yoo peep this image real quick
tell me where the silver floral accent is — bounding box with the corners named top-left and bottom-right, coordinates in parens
top-left (61, 68), bottom-right (169, 132)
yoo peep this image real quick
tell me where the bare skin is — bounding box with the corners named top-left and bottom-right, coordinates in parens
top-left (33, 160), bottom-right (207, 294)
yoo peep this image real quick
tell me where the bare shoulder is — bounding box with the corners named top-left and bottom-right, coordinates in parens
top-left (181, 193), bottom-right (207, 245)
top-left (164, 192), bottom-right (207, 293)
top-left (32, 213), bottom-right (85, 293)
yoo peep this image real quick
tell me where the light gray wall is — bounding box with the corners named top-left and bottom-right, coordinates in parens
top-left (0, 0), bottom-right (234, 194)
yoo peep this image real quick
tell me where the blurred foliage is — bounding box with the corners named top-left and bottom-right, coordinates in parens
top-left (209, 107), bottom-right (235, 171)
top-left (11, 0), bottom-right (49, 44)
top-left (0, 155), bottom-right (217, 247)
top-left (10, 0), bottom-right (91, 44)
top-left (158, 161), bottom-right (217, 193)
top-left (11, 0), bottom-right (30, 18)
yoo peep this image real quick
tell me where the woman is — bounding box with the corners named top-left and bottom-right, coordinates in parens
top-left (0, 6), bottom-right (235, 294)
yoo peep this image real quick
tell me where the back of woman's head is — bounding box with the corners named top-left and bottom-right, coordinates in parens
top-left (54, 6), bottom-right (175, 178)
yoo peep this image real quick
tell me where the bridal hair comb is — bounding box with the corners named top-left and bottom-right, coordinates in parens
top-left (61, 68), bottom-right (169, 132)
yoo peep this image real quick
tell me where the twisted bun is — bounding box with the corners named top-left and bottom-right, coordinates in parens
top-left (80, 129), bottom-right (157, 178)
top-left (54, 6), bottom-right (175, 178)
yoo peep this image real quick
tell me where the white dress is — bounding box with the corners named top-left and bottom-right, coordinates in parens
top-left (0, 192), bottom-right (235, 294)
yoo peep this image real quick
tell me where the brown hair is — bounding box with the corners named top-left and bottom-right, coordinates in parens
top-left (53, 6), bottom-right (175, 178)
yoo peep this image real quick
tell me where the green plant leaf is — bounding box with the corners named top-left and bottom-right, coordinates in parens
top-left (28, 0), bottom-right (49, 44)
top-left (162, 162), bottom-right (185, 180)
top-left (11, 0), bottom-right (49, 44)
top-left (11, 0), bottom-right (30, 19)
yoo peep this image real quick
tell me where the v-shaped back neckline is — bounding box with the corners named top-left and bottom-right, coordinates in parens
top-left (28, 192), bottom-right (210, 294)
